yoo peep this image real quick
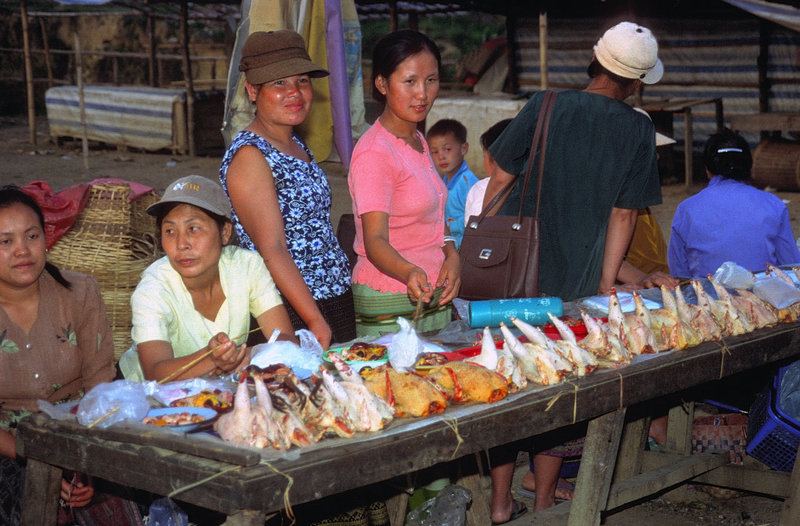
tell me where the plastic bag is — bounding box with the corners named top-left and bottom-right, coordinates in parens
top-left (406, 485), bottom-right (472, 526)
top-left (147, 497), bottom-right (188, 526)
top-left (296, 328), bottom-right (323, 359)
top-left (249, 330), bottom-right (323, 379)
top-left (76, 380), bottom-right (153, 428)
top-left (20, 181), bottom-right (91, 249)
top-left (38, 399), bottom-right (80, 421)
top-left (389, 318), bottom-right (424, 373)
top-left (780, 360), bottom-right (800, 422)
top-left (713, 261), bottom-right (756, 290)
top-left (752, 276), bottom-right (800, 309)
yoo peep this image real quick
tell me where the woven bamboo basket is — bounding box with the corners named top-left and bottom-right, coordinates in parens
top-left (752, 139), bottom-right (800, 191)
top-left (47, 183), bottom-right (161, 361)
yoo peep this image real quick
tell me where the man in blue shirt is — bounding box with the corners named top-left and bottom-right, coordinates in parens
top-left (668, 129), bottom-right (800, 277)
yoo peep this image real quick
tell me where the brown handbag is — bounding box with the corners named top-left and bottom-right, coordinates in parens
top-left (458, 90), bottom-right (558, 301)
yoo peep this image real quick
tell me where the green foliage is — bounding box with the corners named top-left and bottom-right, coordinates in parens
top-left (360, 14), bottom-right (505, 83)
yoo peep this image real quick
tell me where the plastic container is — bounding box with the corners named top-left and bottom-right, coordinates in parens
top-left (468, 297), bottom-right (563, 328)
top-left (745, 365), bottom-right (800, 472)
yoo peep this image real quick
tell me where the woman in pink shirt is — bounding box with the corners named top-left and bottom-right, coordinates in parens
top-left (348, 30), bottom-right (460, 337)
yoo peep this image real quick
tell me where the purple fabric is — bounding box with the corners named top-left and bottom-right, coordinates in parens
top-left (324, 0), bottom-right (354, 168)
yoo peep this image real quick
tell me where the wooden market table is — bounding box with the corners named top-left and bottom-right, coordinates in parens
top-left (17, 322), bottom-right (800, 526)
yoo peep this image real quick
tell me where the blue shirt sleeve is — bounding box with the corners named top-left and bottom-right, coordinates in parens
top-left (444, 163), bottom-right (479, 248)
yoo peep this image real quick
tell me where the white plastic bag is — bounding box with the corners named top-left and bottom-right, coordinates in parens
top-left (249, 329), bottom-right (323, 379)
top-left (752, 276), bottom-right (800, 309)
top-left (713, 261), bottom-right (756, 290)
top-left (389, 318), bottom-right (424, 373)
top-left (76, 380), bottom-right (153, 428)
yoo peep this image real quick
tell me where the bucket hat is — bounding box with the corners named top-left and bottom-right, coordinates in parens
top-left (239, 30), bottom-right (329, 84)
top-left (594, 22), bottom-right (663, 85)
top-left (147, 175), bottom-right (231, 220)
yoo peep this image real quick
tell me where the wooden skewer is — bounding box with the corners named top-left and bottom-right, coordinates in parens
top-left (87, 406), bottom-right (120, 429)
top-left (411, 299), bottom-right (425, 332)
top-left (158, 326), bottom-right (263, 385)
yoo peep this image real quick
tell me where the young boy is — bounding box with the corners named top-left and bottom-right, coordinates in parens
top-left (426, 119), bottom-right (478, 248)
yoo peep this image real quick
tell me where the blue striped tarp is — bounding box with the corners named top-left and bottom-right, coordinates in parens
top-left (45, 86), bottom-right (186, 152)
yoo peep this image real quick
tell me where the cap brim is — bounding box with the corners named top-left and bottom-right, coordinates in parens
top-left (656, 132), bottom-right (676, 147)
top-left (146, 198), bottom-right (230, 220)
top-left (245, 60), bottom-right (329, 85)
top-left (641, 59), bottom-right (663, 85)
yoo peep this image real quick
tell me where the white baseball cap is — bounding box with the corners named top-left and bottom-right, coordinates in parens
top-left (594, 22), bottom-right (663, 85)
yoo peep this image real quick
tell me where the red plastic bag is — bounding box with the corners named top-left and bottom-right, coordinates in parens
top-left (20, 181), bottom-right (91, 249)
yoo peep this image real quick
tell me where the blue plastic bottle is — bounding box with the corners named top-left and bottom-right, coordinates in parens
top-left (468, 297), bottom-right (563, 328)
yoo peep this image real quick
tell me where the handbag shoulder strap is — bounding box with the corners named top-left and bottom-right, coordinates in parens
top-left (471, 90), bottom-right (558, 224)
top-left (516, 89), bottom-right (558, 221)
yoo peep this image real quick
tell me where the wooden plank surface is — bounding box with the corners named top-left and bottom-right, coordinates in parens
top-left (607, 451), bottom-right (729, 510)
top-left (16, 322), bottom-right (800, 517)
top-left (730, 113), bottom-right (800, 132)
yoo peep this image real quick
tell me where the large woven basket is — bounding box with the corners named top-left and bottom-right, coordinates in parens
top-left (47, 182), bottom-right (160, 361)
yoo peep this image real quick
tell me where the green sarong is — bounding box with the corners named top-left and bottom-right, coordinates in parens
top-left (352, 284), bottom-right (452, 338)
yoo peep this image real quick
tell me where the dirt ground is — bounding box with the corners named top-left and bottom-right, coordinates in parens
top-left (2, 116), bottom-right (795, 525)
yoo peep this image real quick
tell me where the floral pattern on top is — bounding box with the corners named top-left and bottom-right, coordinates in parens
top-left (0, 330), bottom-right (19, 354)
top-left (57, 323), bottom-right (77, 346)
top-left (220, 131), bottom-right (351, 301)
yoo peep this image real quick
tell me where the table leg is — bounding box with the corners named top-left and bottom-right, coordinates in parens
top-left (460, 453), bottom-right (491, 526)
top-left (20, 458), bottom-right (61, 526)
top-left (665, 401), bottom-right (694, 455)
top-left (779, 442), bottom-right (800, 525)
top-left (221, 509), bottom-right (267, 526)
top-left (385, 490), bottom-right (410, 526)
top-left (613, 416), bottom-right (650, 483)
top-left (567, 408), bottom-right (627, 526)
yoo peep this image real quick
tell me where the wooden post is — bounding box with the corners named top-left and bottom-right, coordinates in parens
top-left (38, 16), bottom-right (53, 89)
top-left (20, 459), bottom-right (62, 525)
top-left (112, 56), bottom-right (119, 85)
top-left (74, 32), bottom-right (89, 171)
top-left (146, 0), bottom-right (158, 87)
top-left (389, 0), bottom-right (397, 32)
top-left (506, 15), bottom-right (519, 94)
top-left (20, 0), bottom-right (36, 146)
top-left (180, 0), bottom-right (196, 156)
top-left (780, 442), bottom-right (800, 525)
top-left (758, 19), bottom-right (770, 142)
top-left (568, 409), bottom-right (627, 526)
top-left (684, 108), bottom-right (693, 189)
top-left (539, 11), bottom-right (548, 90)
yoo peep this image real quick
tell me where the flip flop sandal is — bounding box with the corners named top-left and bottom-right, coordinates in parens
top-left (516, 482), bottom-right (575, 503)
top-left (491, 498), bottom-right (528, 524)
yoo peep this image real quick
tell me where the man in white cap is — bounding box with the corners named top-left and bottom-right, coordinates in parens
top-left (484, 21), bottom-right (665, 521)
top-left (483, 20), bottom-right (664, 300)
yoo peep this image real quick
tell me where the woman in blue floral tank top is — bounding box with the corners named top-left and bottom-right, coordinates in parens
top-left (219, 30), bottom-right (355, 348)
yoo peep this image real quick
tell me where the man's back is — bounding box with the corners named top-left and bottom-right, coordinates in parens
top-left (489, 90), bottom-right (661, 300)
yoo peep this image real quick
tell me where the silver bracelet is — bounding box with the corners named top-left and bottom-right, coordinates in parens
top-left (442, 236), bottom-right (457, 247)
